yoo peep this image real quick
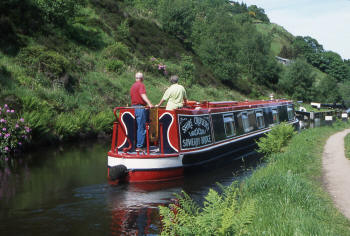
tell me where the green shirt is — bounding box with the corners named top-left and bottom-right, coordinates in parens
top-left (162, 84), bottom-right (187, 110)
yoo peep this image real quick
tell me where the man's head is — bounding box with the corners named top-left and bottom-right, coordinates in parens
top-left (170, 75), bottom-right (179, 84)
top-left (135, 72), bottom-right (143, 81)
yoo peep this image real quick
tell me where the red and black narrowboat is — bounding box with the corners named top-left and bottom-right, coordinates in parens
top-left (107, 99), bottom-right (298, 184)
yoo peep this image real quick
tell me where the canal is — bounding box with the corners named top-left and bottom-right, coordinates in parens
top-left (0, 139), bottom-right (260, 235)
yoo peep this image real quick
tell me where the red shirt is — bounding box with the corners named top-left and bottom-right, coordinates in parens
top-left (130, 81), bottom-right (147, 105)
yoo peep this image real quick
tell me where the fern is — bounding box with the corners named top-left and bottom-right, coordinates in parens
top-left (159, 184), bottom-right (256, 235)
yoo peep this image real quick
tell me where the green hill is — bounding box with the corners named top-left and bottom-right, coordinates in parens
top-left (0, 0), bottom-right (349, 152)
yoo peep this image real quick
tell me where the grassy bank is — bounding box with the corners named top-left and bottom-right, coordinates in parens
top-left (159, 122), bottom-right (350, 235)
top-left (242, 121), bottom-right (350, 235)
top-left (345, 133), bottom-right (350, 159)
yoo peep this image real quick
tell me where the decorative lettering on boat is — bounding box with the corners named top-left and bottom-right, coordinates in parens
top-left (178, 115), bottom-right (212, 149)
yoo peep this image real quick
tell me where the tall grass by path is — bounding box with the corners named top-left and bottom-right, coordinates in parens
top-left (345, 133), bottom-right (350, 159)
top-left (243, 121), bottom-right (350, 235)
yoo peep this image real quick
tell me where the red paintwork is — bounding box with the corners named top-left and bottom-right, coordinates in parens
top-left (108, 167), bottom-right (184, 184)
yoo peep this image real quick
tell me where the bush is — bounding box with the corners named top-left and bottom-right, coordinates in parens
top-left (17, 45), bottom-right (70, 80)
top-left (67, 22), bottom-right (106, 49)
top-left (159, 183), bottom-right (255, 235)
top-left (102, 42), bottom-right (131, 62)
top-left (0, 104), bottom-right (31, 157)
top-left (257, 122), bottom-right (297, 155)
top-left (106, 59), bottom-right (125, 73)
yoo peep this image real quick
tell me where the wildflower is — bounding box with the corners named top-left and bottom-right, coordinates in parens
top-left (4, 146), bottom-right (9, 152)
top-left (6, 110), bottom-right (10, 113)
top-left (15, 124), bottom-right (19, 128)
top-left (4, 104), bottom-right (8, 108)
top-left (151, 57), bottom-right (156, 61)
top-left (0, 132), bottom-right (2, 137)
top-left (18, 142), bottom-right (22, 146)
top-left (20, 118), bottom-right (24, 122)
top-left (25, 127), bottom-right (31, 133)
top-left (5, 133), bottom-right (10, 138)
top-left (11, 110), bottom-right (14, 113)
top-left (2, 127), bottom-right (6, 131)
top-left (0, 119), bottom-right (4, 123)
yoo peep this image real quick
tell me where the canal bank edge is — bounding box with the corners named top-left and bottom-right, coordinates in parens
top-left (241, 122), bottom-right (350, 235)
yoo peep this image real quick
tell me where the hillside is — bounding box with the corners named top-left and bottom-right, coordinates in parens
top-left (1, 0), bottom-right (350, 154)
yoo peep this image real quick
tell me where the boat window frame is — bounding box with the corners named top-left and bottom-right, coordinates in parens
top-left (287, 106), bottom-right (294, 121)
top-left (223, 113), bottom-right (235, 137)
top-left (272, 107), bottom-right (279, 124)
top-left (255, 109), bottom-right (265, 129)
top-left (241, 112), bottom-right (252, 133)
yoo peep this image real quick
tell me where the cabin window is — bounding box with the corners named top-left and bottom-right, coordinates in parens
top-left (272, 108), bottom-right (279, 124)
top-left (223, 114), bottom-right (235, 137)
top-left (241, 112), bottom-right (253, 133)
top-left (287, 106), bottom-right (294, 120)
top-left (255, 110), bottom-right (265, 129)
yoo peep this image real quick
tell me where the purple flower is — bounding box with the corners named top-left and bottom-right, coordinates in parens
top-left (11, 110), bottom-right (14, 113)
top-left (4, 146), bottom-right (9, 151)
top-left (0, 119), bottom-right (4, 123)
top-left (4, 104), bottom-right (8, 108)
top-left (20, 118), bottom-right (24, 122)
top-left (15, 124), bottom-right (19, 128)
top-left (6, 110), bottom-right (10, 113)
top-left (5, 133), bottom-right (10, 138)
top-left (151, 57), bottom-right (156, 61)
top-left (0, 132), bottom-right (2, 137)
top-left (2, 127), bottom-right (6, 131)
top-left (18, 142), bottom-right (22, 146)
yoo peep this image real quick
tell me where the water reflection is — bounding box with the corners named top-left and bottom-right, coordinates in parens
top-left (0, 140), bottom-right (260, 235)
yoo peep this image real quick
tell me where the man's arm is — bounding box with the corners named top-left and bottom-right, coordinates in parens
top-left (156, 99), bottom-right (165, 107)
top-left (141, 94), bottom-right (153, 108)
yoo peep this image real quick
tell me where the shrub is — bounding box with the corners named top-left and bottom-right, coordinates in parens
top-left (256, 122), bottom-right (297, 155)
top-left (159, 183), bottom-right (255, 235)
top-left (0, 104), bottom-right (31, 157)
top-left (17, 45), bottom-right (70, 80)
top-left (102, 42), bottom-right (131, 62)
top-left (67, 23), bottom-right (106, 49)
top-left (33, 0), bottom-right (86, 24)
top-left (106, 59), bottom-right (125, 73)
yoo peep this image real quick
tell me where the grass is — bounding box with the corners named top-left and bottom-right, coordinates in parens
top-left (242, 121), bottom-right (350, 235)
top-left (345, 133), bottom-right (350, 159)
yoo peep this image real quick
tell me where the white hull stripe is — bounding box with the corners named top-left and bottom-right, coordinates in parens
top-left (108, 155), bottom-right (183, 170)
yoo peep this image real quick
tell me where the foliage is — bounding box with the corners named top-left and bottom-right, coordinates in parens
top-left (17, 45), bottom-right (70, 81)
top-left (179, 54), bottom-right (195, 87)
top-left (278, 58), bottom-right (316, 101)
top-left (256, 122), bottom-right (296, 155)
top-left (315, 75), bottom-right (340, 103)
top-left (102, 42), bottom-right (132, 62)
top-left (247, 5), bottom-right (269, 23)
top-left (244, 123), bottom-right (350, 235)
top-left (0, 104), bottom-right (31, 157)
top-left (345, 133), bottom-right (350, 159)
top-left (339, 80), bottom-right (350, 107)
top-left (159, 183), bottom-right (255, 235)
top-left (116, 20), bottom-right (130, 41)
top-left (33, 0), bottom-right (86, 25)
top-left (106, 60), bottom-right (125, 73)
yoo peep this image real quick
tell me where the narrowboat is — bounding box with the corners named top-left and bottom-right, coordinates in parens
top-left (107, 99), bottom-right (298, 184)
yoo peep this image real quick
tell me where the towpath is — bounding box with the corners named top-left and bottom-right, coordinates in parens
top-left (323, 128), bottom-right (350, 219)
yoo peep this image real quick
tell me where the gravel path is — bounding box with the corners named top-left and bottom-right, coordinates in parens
top-left (323, 129), bottom-right (350, 219)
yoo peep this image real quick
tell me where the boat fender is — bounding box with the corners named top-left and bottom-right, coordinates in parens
top-left (109, 165), bottom-right (127, 181)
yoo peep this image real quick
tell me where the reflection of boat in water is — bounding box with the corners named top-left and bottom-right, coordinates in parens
top-left (107, 100), bottom-right (298, 184)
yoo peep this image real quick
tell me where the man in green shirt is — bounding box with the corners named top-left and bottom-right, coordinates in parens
top-left (156, 75), bottom-right (187, 110)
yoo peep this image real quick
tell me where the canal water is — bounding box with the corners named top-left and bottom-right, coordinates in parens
top-left (0, 140), bottom-right (260, 235)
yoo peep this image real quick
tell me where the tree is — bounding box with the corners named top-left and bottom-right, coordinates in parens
top-left (278, 59), bottom-right (316, 101)
top-left (316, 76), bottom-right (340, 103)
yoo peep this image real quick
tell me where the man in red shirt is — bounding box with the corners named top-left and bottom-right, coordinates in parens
top-left (130, 72), bottom-right (153, 152)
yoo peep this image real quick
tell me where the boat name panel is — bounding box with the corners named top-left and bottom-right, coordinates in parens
top-left (178, 114), bottom-right (213, 149)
